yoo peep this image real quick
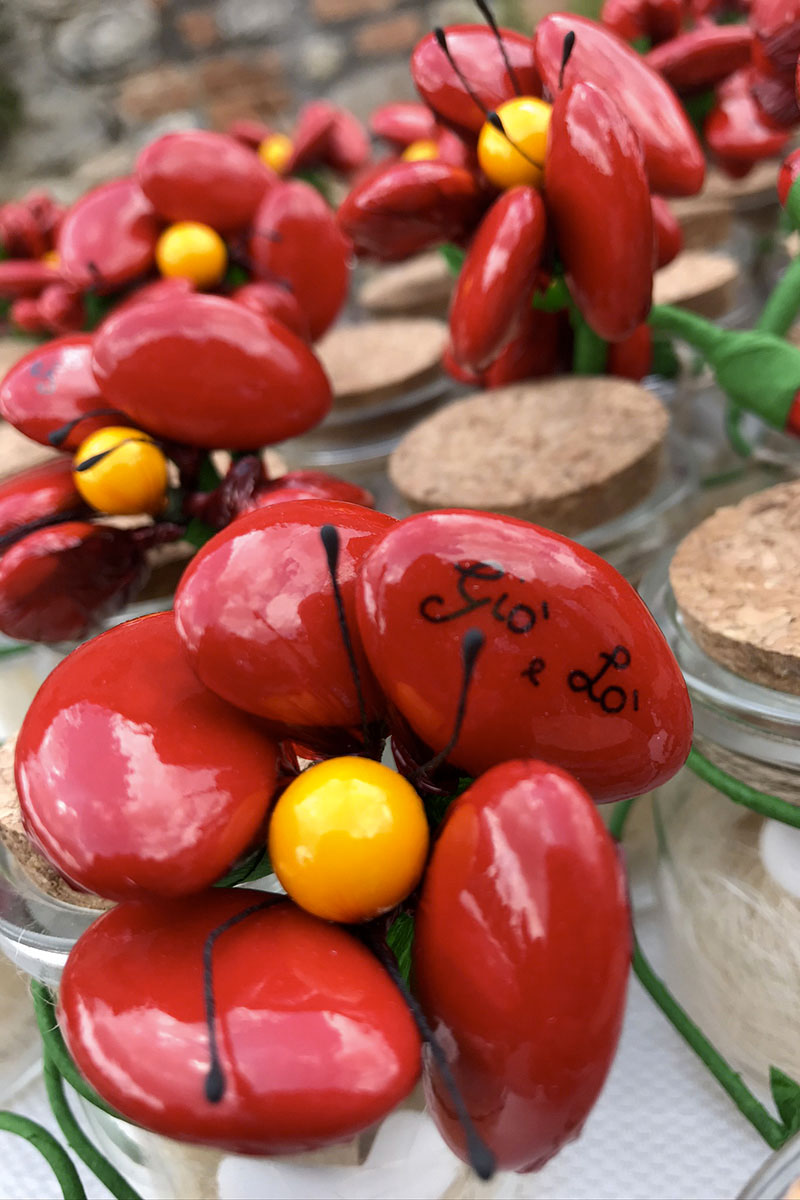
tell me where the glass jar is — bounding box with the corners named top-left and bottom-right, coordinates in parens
top-left (740, 1131), bottom-right (800, 1200)
top-left (640, 553), bottom-right (800, 1090)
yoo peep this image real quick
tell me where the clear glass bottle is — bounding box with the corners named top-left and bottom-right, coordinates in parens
top-left (640, 553), bottom-right (800, 1090)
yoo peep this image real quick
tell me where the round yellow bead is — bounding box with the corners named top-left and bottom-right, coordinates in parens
top-left (401, 139), bottom-right (441, 163)
top-left (155, 221), bottom-right (228, 289)
top-left (268, 757), bottom-right (430, 924)
top-left (41, 250), bottom-right (60, 268)
top-left (258, 133), bottom-right (294, 175)
top-left (477, 96), bottom-right (552, 190)
top-left (73, 426), bottom-right (168, 517)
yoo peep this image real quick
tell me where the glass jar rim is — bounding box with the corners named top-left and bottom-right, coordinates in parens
top-left (640, 551), bottom-right (800, 764)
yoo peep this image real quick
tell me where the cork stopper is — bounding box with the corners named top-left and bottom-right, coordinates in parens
top-left (703, 160), bottom-right (780, 210)
top-left (389, 377), bottom-right (669, 536)
top-left (0, 422), bottom-right (57, 481)
top-left (0, 338), bottom-right (38, 380)
top-left (0, 735), bottom-right (111, 910)
top-left (315, 318), bottom-right (447, 407)
top-left (358, 252), bottom-right (454, 318)
top-left (670, 480), bottom-right (800, 693)
top-left (653, 251), bottom-right (740, 318)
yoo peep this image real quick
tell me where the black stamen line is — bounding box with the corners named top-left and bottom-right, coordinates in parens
top-left (0, 508), bottom-right (89, 553)
top-left (559, 31), bottom-right (576, 90)
top-left (472, 0), bottom-right (522, 96)
top-left (414, 628), bottom-right (485, 782)
top-left (47, 409), bottom-right (124, 448)
top-left (434, 27), bottom-right (492, 119)
top-left (74, 437), bottom-right (153, 473)
top-left (487, 111), bottom-right (541, 170)
top-left (370, 937), bottom-right (495, 1181)
top-left (320, 524), bottom-right (371, 752)
top-left (203, 900), bottom-right (275, 1104)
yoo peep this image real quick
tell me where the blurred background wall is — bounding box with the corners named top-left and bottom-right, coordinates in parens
top-left (0, 0), bottom-right (598, 200)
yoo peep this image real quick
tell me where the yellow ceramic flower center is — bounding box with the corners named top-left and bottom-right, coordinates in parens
top-left (258, 132), bottom-right (293, 175)
top-left (401, 139), bottom-right (441, 163)
top-left (73, 426), bottom-right (168, 517)
top-left (477, 96), bottom-right (552, 190)
top-left (268, 756), bottom-right (430, 924)
top-left (155, 221), bottom-right (227, 289)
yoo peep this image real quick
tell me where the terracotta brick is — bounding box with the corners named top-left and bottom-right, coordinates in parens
top-left (118, 64), bottom-right (200, 121)
top-left (355, 13), bottom-right (421, 55)
top-left (312, 0), bottom-right (397, 22)
top-left (175, 9), bottom-right (219, 50)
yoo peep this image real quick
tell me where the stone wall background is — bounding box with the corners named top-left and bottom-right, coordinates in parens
top-left (0, 0), bottom-right (594, 200)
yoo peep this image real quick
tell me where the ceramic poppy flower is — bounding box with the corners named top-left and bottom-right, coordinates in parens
top-left (339, 14), bottom-right (704, 370)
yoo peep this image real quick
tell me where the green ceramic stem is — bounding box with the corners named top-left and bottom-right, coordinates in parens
top-left (42, 1054), bottom-right (142, 1200)
top-left (571, 312), bottom-right (608, 375)
top-left (757, 255), bottom-right (800, 338)
top-left (611, 797), bottom-right (788, 1150)
top-left (687, 746), bottom-right (800, 828)
top-left (647, 304), bottom-right (723, 358)
top-left (0, 1110), bottom-right (86, 1200)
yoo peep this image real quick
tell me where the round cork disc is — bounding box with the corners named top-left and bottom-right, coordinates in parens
top-left (670, 480), bottom-right (800, 693)
top-left (315, 318), bottom-right (447, 407)
top-left (653, 250), bottom-right (740, 318)
top-left (0, 337), bottom-right (38, 380)
top-left (666, 195), bottom-right (733, 251)
top-left (0, 735), bottom-right (111, 911)
top-left (358, 252), bottom-right (454, 318)
top-left (0, 422), bottom-right (57, 480)
top-left (389, 377), bottom-right (669, 536)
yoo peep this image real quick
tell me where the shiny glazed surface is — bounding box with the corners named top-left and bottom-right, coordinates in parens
top-left (534, 14), bottom-right (705, 196)
top-left (57, 178), bottom-right (161, 292)
top-left (0, 260), bottom-right (61, 298)
top-left (414, 760), bottom-right (630, 1172)
top-left (58, 893), bottom-right (422, 1153)
top-left (15, 611), bottom-right (279, 899)
top-left (411, 26), bottom-right (541, 138)
top-left (546, 81), bottom-right (653, 341)
top-left (650, 196), bottom-right (683, 269)
top-left (175, 499), bottom-right (395, 735)
top-left (0, 335), bottom-right (120, 450)
top-left (0, 458), bottom-right (83, 538)
top-left (231, 282), bottom-right (310, 340)
top-left (449, 186), bottom-right (547, 371)
top-left (0, 521), bottom-right (145, 643)
top-left (645, 25), bottom-right (753, 91)
top-left (706, 68), bottom-right (789, 165)
top-left (370, 102), bottom-right (438, 148)
top-left (136, 131), bottom-right (273, 232)
top-left (355, 510), bottom-right (693, 802)
top-left (91, 294), bottom-right (332, 449)
top-left (249, 180), bottom-right (350, 341)
top-left (337, 161), bottom-right (486, 262)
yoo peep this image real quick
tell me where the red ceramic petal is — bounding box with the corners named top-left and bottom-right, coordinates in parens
top-left (645, 25), bottom-right (753, 93)
top-left (415, 760), bottom-right (629, 1172)
top-left (250, 180), bottom-right (349, 341)
top-left (0, 260), bottom-right (61, 299)
top-left (0, 334), bottom-right (129, 450)
top-left (356, 509), bottom-right (693, 802)
top-left (546, 81), bottom-right (653, 342)
top-left (370, 102), bottom-right (438, 147)
top-left (337, 160), bottom-right (486, 262)
top-left (231, 281), bottom-right (310, 340)
top-left (0, 459), bottom-right (83, 540)
top-left (92, 294), bottom-right (332, 450)
top-left (411, 26), bottom-right (541, 140)
top-left (137, 132), bottom-right (274, 232)
top-left (58, 177), bottom-right (160, 293)
top-left (707, 69), bottom-right (790, 162)
top-left (175, 498), bottom-right (395, 736)
top-left (751, 0), bottom-right (800, 73)
top-left (450, 186), bottom-right (547, 371)
top-left (247, 470), bottom-right (374, 511)
top-left (16, 611), bottom-right (280, 899)
top-left (607, 324), bottom-right (653, 380)
top-left (0, 521), bottom-right (147, 643)
top-left (602, 0), bottom-right (683, 43)
top-left (326, 110), bottom-right (371, 174)
top-left (288, 101), bottom-right (339, 171)
top-left (228, 118), bottom-right (273, 149)
top-left (59, 894), bottom-right (421, 1153)
top-left (535, 13), bottom-right (705, 196)
top-left (778, 147), bottom-right (800, 206)
top-left (751, 61), bottom-right (800, 128)
top-left (651, 195), bottom-right (683, 268)
top-left (483, 307), bottom-right (565, 386)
